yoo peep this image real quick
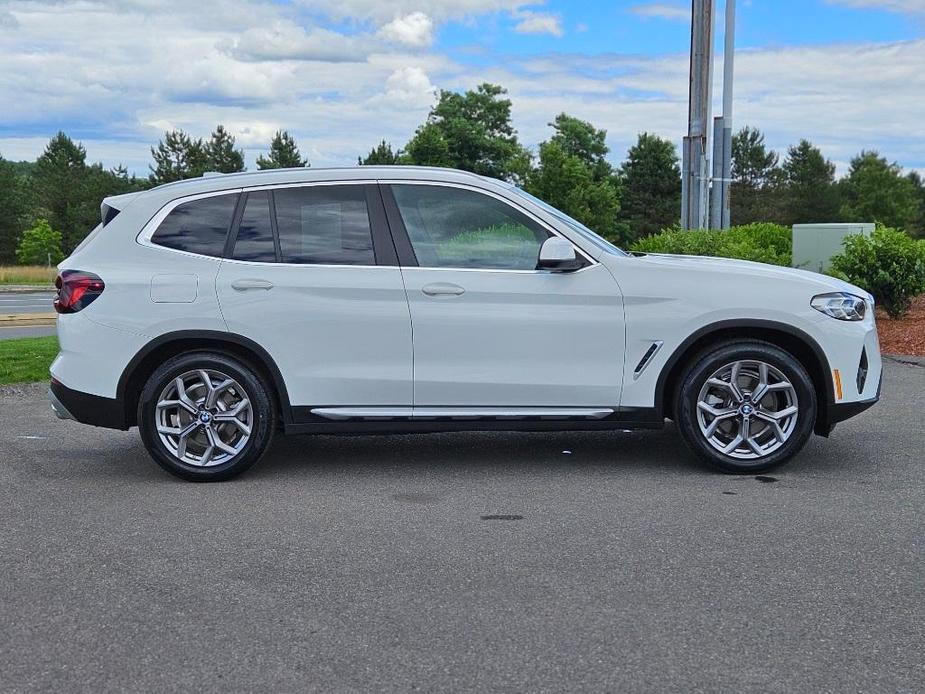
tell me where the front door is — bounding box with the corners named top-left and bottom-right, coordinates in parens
top-left (216, 184), bottom-right (412, 413)
top-left (384, 183), bottom-right (624, 408)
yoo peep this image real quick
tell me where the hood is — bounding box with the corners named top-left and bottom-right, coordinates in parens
top-left (633, 253), bottom-right (870, 298)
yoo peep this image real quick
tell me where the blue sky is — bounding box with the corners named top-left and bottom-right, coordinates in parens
top-left (1, 0), bottom-right (923, 175)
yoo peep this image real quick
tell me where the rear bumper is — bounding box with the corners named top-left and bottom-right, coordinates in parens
top-left (49, 379), bottom-right (128, 430)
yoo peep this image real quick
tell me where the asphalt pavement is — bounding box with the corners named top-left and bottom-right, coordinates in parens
top-left (0, 290), bottom-right (55, 314)
top-left (0, 290), bottom-right (57, 340)
top-left (1, 359), bottom-right (922, 692)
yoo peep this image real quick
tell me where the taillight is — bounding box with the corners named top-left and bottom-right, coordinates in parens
top-left (54, 270), bottom-right (105, 314)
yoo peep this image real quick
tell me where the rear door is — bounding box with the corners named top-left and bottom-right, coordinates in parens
top-left (216, 183), bottom-right (412, 415)
top-left (382, 182), bottom-right (625, 408)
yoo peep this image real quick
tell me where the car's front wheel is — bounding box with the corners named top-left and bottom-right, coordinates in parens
top-left (676, 341), bottom-right (817, 474)
top-left (137, 352), bottom-right (275, 481)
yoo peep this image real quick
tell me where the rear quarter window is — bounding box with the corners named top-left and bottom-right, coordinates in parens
top-left (151, 193), bottom-right (239, 257)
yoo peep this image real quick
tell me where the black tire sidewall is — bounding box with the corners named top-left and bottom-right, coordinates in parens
top-left (137, 352), bottom-right (274, 482)
top-left (676, 342), bottom-right (817, 474)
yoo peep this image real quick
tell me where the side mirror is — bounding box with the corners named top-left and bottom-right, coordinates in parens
top-left (537, 236), bottom-right (582, 272)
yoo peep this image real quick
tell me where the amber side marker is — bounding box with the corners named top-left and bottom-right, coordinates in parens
top-left (833, 369), bottom-right (843, 400)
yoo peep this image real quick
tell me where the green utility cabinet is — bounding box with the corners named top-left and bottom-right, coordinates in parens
top-left (792, 223), bottom-right (874, 273)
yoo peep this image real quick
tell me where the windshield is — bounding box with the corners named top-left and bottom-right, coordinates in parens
top-left (506, 186), bottom-right (628, 257)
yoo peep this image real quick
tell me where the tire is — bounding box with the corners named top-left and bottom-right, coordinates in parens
top-left (137, 352), bottom-right (275, 482)
top-left (675, 340), bottom-right (816, 474)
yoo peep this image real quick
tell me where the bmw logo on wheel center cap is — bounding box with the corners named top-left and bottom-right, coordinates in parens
top-left (199, 411), bottom-right (212, 423)
top-left (741, 404), bottom-right (754, 415)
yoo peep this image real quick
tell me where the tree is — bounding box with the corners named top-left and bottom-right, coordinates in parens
top-left (403, 83), bottom-right (530, 182)
top-left (780, 140), bottom-right (840, 225)
top-left (839, 151), bottom-right (919, 230)
top-left (0, 154), bottom-right (28, 264)
top-left (617, 133), bottom-right (681, 240)
top-left (730, 126), bottom-right (782, 224)
top-left (526, 114), bottom-right (622, 242)
top-left (404, 122), bottom-right (453, 168)
top-left (16, 219), bottom-right (63, 265)
top-left (205, 125), bottom-right (245, 173)
top-left (546, 113), bottom-right (613, 180)
top-left (32, 132), bottom-right (101, 253)
top-left (907, 171), bottom-right (925, 237)
top-left (257, 130), bottom-right (308, 169)
top-left (149, 130), bottom-right (209, 184)
top-left (359, 140), bottom-right (401, 166)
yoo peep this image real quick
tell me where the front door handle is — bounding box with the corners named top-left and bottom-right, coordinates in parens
top-left (422, 282), bottom-right (465, 297)
top-left (231, 279), bottom-right (274, 291)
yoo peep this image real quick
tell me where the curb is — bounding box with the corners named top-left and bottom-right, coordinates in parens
top-left (0, 285), bottom-right (56, 293)
top-left (0, 313), bottom-right (57, 327)
top-left (883, 354), bottom-right (925, 367)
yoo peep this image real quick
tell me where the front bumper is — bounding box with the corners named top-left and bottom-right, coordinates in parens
top-left (49, 379), bottom-right (129, 430)
top-left (815, 369), bottom-right (882, 436)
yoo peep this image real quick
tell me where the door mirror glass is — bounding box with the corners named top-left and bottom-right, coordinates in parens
top-left (537, 237), bottom-right (582, 272)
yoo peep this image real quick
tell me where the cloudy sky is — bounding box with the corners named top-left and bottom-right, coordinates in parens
top-left (1, 0), bottom-right (923, 176)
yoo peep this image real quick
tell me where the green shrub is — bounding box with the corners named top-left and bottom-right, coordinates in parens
top-left (630, 223), bottom-right (792, 266)
top-left (830, 226), bottom-right (925, 318)
top-left (16, 219), bottom-right (64, 266)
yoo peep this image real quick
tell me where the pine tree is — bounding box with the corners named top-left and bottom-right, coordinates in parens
top-left (0, 154), bottom-right (27, 264)
top-left (149, 130), bottom-right (209, 184)
top-left (205, 125), bottom-right (245, 173)
top-left (257, 130), bottom-right (308, 169)
top-left (730, 126), bottom-right (782, 225)
top-left (780, 140), bottom-right (840, 224)
top-left (32, 132), bottom-right (100, 253)
top-left (359, 140), bottom-right (400, 165)
top-left (839, 151), bottom-right (918, 230)
top-left (617, 133), bottom-right (681, 240)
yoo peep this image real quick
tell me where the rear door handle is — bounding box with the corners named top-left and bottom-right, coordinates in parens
top-left (231, 279), bottom-right (274, 291)
top-left (422, 282), bottom-right (465, 297)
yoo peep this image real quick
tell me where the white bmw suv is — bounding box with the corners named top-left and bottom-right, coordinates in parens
top-left (49, 166), bottom-right (881, 481)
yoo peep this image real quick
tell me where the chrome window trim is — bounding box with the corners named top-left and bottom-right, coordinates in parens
top-left (136, 178), bottom-right (599, 273)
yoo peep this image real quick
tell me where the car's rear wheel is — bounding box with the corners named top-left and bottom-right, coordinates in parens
top-left (676, 341), bottom-right (816, 474)
top-left (137, 352), bottom-right (275, 481)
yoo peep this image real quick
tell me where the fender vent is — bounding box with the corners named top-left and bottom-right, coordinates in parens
top-left (633, 341), bottom-right (663, 379)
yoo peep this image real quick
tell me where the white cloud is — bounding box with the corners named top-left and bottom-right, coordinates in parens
top-left (627, 3), bottom-right (690, 22)
top-left (378, 12), bottom-right (434, 47)
top-left (512, 10), bottom-right (563, 37)
top-left (299, 0), bottom-right (531, 24)
top-left (0, 0), bottom-right (923, 177)
top-left (826, 0), bottom-right (925, 14)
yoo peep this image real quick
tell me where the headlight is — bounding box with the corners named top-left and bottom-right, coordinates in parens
top-left (811, 292), bottom-right (867, 321)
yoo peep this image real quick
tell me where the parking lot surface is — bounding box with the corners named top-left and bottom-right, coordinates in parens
top-left (1, 359), bottom-right (923, 692)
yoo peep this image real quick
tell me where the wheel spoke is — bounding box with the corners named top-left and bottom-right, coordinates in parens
top-left (704, 411), bottom-right (737, 437)
top-left (174, 377), bottom-right (199, 413)
top-left (755, 411), bottom-right (787, 442)
top-left (741, 417), bottom-right (763, 455)
top-left (762, 405), bottom-right (798, 421)
top-left (206, 426), bottom-right (237, 456)
top-left (206, 378), bottom-right (235, 409)
top-left (721, 433), bottom-right (744, 454)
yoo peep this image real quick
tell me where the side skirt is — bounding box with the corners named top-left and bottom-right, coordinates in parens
top-left (282, 407), bottom-right (664, 435)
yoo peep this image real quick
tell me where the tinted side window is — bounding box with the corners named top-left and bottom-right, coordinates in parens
top-left (233, 192), bottom-right (276, 262)
top-left (274, 186), bottom-right (375, 265)
top-left (152, 193), bottom-right (238, 257)
top-left (391, 185), bottom-right (549, 270)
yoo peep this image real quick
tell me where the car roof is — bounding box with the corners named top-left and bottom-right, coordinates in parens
top-left (145, 166), bottom-right (501, 199)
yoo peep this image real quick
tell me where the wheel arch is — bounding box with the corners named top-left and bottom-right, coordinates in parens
top-left (655, 320), bottom-right (835, 436)
top-left (117, 330), bottom-right (291, 428)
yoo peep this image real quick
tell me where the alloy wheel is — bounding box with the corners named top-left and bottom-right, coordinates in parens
top-left (155, 368), bottom-right (253, 467)
top-left (696, 359), bottom-right (799, 460)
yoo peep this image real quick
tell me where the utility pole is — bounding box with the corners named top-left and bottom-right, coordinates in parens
top-left (710, 0), bottom-right (736, 229)
top-left (681, 0), bottom-right (714, 230)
